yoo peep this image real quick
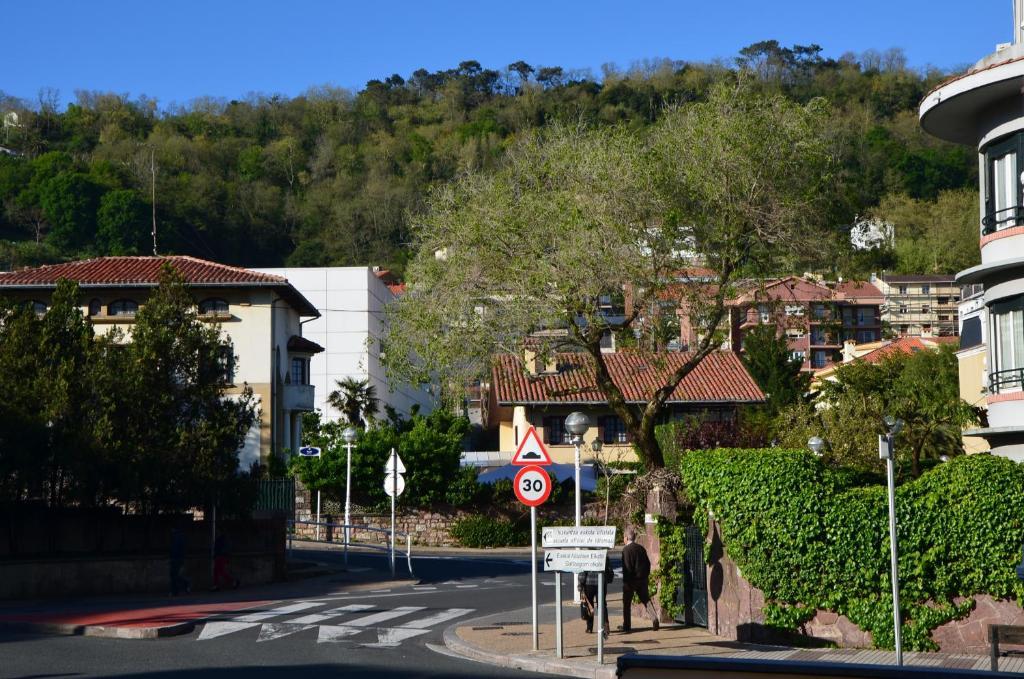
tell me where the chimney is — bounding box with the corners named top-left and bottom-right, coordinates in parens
top-left (842, 339), bottom-right (857, 363)
top-left (524, 347), bottom-right (542, 376)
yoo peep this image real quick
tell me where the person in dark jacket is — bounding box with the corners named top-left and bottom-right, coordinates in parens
top-left (577, 554), bottom-right (613, 638)
top-left (619, 526), bottom-right (659, 632)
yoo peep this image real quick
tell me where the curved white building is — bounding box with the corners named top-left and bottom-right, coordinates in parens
top-left (920, 2), bottom-right (1024, 459)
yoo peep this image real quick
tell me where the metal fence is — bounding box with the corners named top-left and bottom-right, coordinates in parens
top-left (287, 519), bottom-right (413, 578)
top-left (254, 478), bottom-right (295, 515)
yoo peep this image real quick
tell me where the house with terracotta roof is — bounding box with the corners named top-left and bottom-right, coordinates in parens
top-left (726, 276), bottom-right (884, 372)
top-left (0, 256), bottom-right (324, 468)
top-left (488, 351), bottom-right (765, 463)
top-left (811, 335), bottom-right (960, 390)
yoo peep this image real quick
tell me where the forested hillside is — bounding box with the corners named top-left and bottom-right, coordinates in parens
top-left (0, 42), bottom-right (978, 275)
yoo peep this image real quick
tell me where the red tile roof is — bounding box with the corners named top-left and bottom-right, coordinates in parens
top-left (859, 336), bottom-right (929, 364)
top-left (0, 256), bottom-right (287, 286)
top-left (493, 351), bottom-right (765, 405)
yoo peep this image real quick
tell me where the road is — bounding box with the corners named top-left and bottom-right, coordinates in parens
top-left (0, 548), bottom-right (588, 679)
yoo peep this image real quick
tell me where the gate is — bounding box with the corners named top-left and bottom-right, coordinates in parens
top-left (673, 525), bottom-right (708, 627)
top-left (254, 478), bottom-right (295, 516)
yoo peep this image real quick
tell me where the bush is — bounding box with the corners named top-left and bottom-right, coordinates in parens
top-left (444, 467), bottom-right (492, 507)
top-left (449, 515), bottom-right (528, 548)
top-left (680, 449), bottom-right (1024, 651)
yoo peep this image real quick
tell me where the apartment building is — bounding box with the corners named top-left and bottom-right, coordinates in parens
top-left (727, 276), bottom-right (884, 372)
top-left (920, 3), bottom-right (1024, 459)
top-left (874, 274), bottom-right (960, 337)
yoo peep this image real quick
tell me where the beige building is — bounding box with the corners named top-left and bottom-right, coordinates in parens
top-left (0, 256), bottom-right (322, 468)
top-left (874, 274), bottom-right (960, 337)
top-left (488, 351), bottom-right (765, 464)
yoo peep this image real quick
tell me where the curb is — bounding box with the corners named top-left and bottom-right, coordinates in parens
top-left (441, 610), bottom-right (616, 679)
top-left (0, 619), bottom-right (195, 640)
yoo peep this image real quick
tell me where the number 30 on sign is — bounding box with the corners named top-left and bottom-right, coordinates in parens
top-left (513, 465), bottom-right (551, 507)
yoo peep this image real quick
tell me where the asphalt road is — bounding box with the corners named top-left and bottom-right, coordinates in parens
top-left (0, 549), bottom-right (587, 679)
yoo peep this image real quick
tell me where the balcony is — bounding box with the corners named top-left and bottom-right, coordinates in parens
top-left (283, 384), bottom-right (315, 411)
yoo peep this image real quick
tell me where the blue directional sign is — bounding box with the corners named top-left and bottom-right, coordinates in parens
top-left (298, 446), bottom-right (321, 458)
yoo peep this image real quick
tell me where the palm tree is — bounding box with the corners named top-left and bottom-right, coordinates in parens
top-left (328, 377), bottom-right (379, 428)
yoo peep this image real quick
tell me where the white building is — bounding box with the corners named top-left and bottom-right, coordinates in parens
top-left (256, 267), bottom-right (436, 422)
top-left (920, 2), bottom-right (1024, 459)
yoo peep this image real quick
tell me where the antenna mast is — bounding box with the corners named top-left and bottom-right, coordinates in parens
top-left (150, 147), bottom-right (158, 256)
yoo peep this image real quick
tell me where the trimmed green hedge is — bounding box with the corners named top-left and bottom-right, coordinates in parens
top-left (449, 515), bottom-right (529, 547)
top-left (680, 449), bottom-right (1024, 650)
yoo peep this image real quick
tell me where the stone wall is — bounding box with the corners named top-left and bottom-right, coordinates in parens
top-left (704, 519), bottom-right (1024, 653)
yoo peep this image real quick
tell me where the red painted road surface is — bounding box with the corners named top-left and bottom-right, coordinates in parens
top-left (0, 599), bottom-right (273, 628)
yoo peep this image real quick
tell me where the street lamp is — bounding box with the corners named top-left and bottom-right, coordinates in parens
top-left (807, 436), bottom-right (824, 457)
top-left (879, 415), bottom-right (904, 666)
top-left (342, 426), bottom-right (358, 566)
top-left (565, 412), bottom-right (590, 530)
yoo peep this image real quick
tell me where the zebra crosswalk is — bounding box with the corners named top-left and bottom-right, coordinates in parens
top-left (197, 601), bottom-right (474, 648)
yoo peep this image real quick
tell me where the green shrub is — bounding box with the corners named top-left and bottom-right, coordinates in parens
top-left (449, 515), bottom-right (528, 548)
top-left (680, 449), bottom-right (1024, 651)
top-left (444, 467), bottom-right (492, 507)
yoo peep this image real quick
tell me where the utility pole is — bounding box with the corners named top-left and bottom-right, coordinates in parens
top-left (150, 147), bottom-right (158, 256)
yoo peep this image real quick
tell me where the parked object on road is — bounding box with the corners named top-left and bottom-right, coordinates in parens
top-left (619, 525), bottom-right (658, 632)
top-left (169, 527), bottom-right (191, 596)
top-left (578, 555), bottom-right (613, 637)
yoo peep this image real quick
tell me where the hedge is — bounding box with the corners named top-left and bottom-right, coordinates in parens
top-left (680, 449), bottom-right (1024, 650)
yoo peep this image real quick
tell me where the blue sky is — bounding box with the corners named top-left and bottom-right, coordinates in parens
top-left (2, 1), bottom-right (1012, 109)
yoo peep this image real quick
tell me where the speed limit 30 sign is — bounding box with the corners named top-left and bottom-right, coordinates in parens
top-left (513, 465), bottom-right (551, 507)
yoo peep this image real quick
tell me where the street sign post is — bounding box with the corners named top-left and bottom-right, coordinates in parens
top-left (543, 548), bottom-right (608, 573)
top-left (512, 464), bottom-right (552, 651)
top-left (385, 448), bottom-right (406, 577)
top-left (511, 426), bottom-right (553, 466)
top-left (542, 525), bottom-right (617, 549)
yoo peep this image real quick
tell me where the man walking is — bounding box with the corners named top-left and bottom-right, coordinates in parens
top-left (619, 526), bottom-right (659, 632)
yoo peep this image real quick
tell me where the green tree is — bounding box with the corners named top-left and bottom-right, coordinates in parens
top-left (96, 188), bottom-right (149, 255)
top-left (741, 325), bottom-right (811, 416)
top-left (40, 171), bottom-right (101, 251)
top-left (327, 377), bottom-right (380, 427)
top-left (386, 83), bottom-right (836, 468)
top-left (93, 265), bottom-right (258, 513)
top-left (873, 188), bottom-right (979, 274)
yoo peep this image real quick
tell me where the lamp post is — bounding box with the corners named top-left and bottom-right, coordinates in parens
top-left (565, 412), bottom-right (590, 530)
top-left (879, 415), bottom-right (904, 666)
top-left (807, 436), bottom-right (824, 457)
top-left (342, 426), bottom-right (358, 567)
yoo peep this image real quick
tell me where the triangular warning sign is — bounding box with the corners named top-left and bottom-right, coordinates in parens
top-left (511, 426), bottom-right (553, 466)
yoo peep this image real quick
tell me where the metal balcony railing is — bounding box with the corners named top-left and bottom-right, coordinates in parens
top-left (990, 368), bottom-right (1024, 394)
top-left (982, 206), bottom-right (1024, 235)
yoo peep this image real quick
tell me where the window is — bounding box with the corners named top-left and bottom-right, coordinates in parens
top-left (810, 328), bottom-right (826, 345)
top-left (198, 298), bottom-right (229, 316)
top-left (938, 315), bottom-right (950, 321)
top-left (785, 328), bottom-right (805, 339)
top-left (856, 329), bottom-right (878, 344)
top-left (108, 299), bottom-right (138, 317)
top-left (897, 285), bottom-right (908, 295)
top-left (758, 304), bottom-right (770, 324)
top-left (290, 357), bottom-right (308, 386)
top-left (984, 133), bottom-right (1023, 233)
top-left (543, 416), bottom-right (570, 445)
top-left (899, 325), bottom-right (909, 334)
top-left (938, 297), bottom-right (950, 306)
top-left (842, 307), bottom-right (855, 326)
top-left (922, 304), bottom-right (930, 314)
top-left (88, 299), bottom-right (102, 317)
top-left (215, 347), bottom-right (235, 384)
top-left (812, 304), bottom-right (827, 319)
top-left (856, 307), bottom-right (875, 326)
top-left (599, 415), bottom-right (629, 444)
top-left (811, 350), bottom-right (829, 369)
top-left (898, 304), bottom-right (908, 314)
top-left (921, 285), bottom-right (931, 295)
top-left (992, 297), bottom-right (1024, 391)
top-left (790, 350), bottom-right (806, 363)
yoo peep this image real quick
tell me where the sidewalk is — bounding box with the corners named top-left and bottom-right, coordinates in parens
top-left (443, 591), bottom-right (1022, 679)
top-left (0, 557), bottom-right (416, 640)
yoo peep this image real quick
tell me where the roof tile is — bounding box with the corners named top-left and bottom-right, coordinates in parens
top-left (492, 351), bottom-right (765, 405)
top-left (0, 256), bottom-right (287, 286)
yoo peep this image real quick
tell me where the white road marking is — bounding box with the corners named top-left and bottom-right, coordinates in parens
top-left (398, 608), bottom-right (474, 629)
top-left (361, 627), bottom-right (430, 647)
top-left (198, 602), bottom-right (323, 640)
top-left (258, 622), bottom-right (314, 642)
top-left (412, 586), bottom-right (436, 591)
top-left (369, 589), bottom-right (391, 593)
top-left (342, 606), bottom-right (426, 627)
top-left (290, 604), bottom-right (374, 625)
top-left (455, 584), bottom-right (477, 588)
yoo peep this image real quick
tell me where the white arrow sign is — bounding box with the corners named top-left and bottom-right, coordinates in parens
top-left (541, 526), bottom-right (617, 549)
top-left (384, 472), bottom-right (405, 497)
top-left (384, 453), bottom-right (406, 474)
top-left (543, 549), bottom-right (608, 573)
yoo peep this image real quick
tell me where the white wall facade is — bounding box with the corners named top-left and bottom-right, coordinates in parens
top-left (257, 267), bottom-right (436, 422)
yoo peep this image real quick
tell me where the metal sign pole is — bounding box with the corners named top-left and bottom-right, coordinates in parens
top-left (885, 435), bottom-right (903, 666)
top-left (316, 490), bottom-right (322, 542)
top-left (390, 447), bottom-right (397, 579)
top-left (555, 571), bottom-right (563, 659)
top-left (345, 441), bottom-right (352, 566)
top-left (531, 505), bottom-right (538, 651)
top-left (597, 570), bottom-right (605, 664)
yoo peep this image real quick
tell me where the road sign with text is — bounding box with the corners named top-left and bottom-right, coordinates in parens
top-left (544, 549), bottom-right (608, 573)
top-left (541, 526), bottom-right (617, 549)
top-left (298, 446), bottom-right (321, 457)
